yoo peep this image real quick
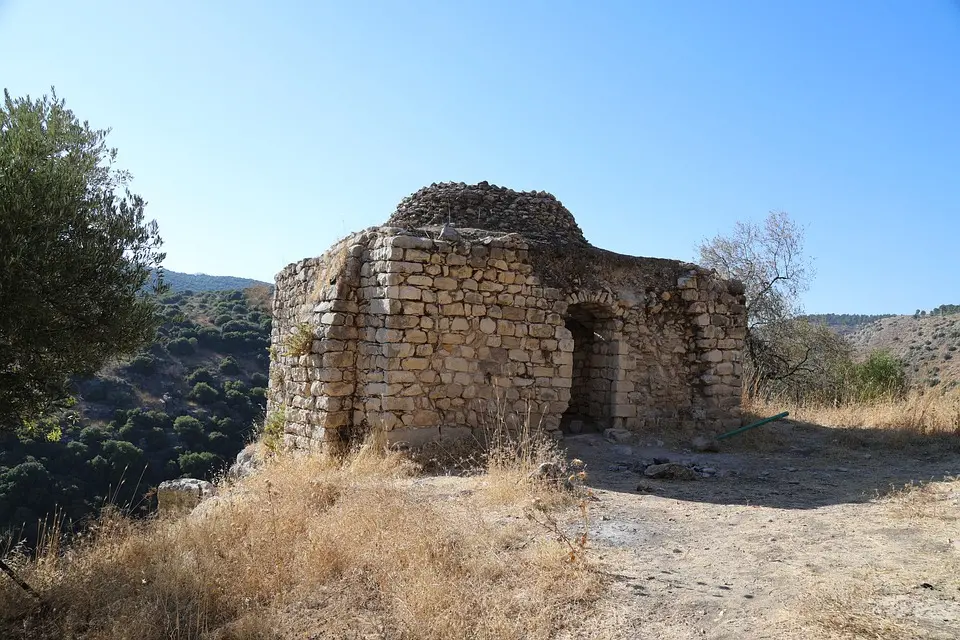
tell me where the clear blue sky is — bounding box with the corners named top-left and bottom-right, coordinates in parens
top-left (2, 1), bottom-right (958, 314)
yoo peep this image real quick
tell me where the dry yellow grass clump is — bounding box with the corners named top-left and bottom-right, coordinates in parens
top-left (749, 389), bottom-right (960, 444)
top-left (0, 435), bottom-right (602, 640)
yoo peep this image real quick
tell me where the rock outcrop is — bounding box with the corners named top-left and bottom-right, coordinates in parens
top-left (157, 478), bottom-right (216, 515)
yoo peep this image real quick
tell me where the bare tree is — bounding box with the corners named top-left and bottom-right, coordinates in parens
top-left (698, 211), bottom-right (812, 331)
top-left (698, 211), bottom-right (838, 398)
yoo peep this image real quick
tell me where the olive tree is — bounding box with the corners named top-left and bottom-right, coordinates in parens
top-left (0, 88), bottom-right (165, 433)
top-left (697, 211), bottom-right (847, 400)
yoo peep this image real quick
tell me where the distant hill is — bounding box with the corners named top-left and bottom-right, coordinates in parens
top-left (803, 313), bottom-right (895, 335)
top-left (848, 314), bottom-right (960, 390)
top-left (156, 269), bottom-right (272, 292)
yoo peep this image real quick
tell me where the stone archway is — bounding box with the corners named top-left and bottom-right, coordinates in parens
top-left (562, 301), bottom-right (620, 432)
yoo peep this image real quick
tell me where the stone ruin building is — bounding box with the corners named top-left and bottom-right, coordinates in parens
top-left (267, 182), bottom-right (747, 449)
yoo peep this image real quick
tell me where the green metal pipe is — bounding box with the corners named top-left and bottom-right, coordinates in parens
top-left (715, 411), bottom-right (790, 441)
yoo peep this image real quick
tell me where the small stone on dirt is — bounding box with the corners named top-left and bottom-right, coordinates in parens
top-left (644, 463), bottom-right (699, 481)
top-left (604, 428), bottom-right (633, 444)
top-left (691, 436), bottom-right (720, 452)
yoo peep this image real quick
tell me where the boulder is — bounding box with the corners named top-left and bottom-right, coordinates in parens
top-left (644, 463), bottom-right (698, 481)
top-left (157, 478), bottom-right (215, 515)
top-left (228, 443), bottom-right (262, 479)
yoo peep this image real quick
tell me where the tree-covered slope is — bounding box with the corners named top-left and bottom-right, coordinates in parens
top-left (157, 269), bottom-right (272, 293)
top-left (803, 313), bottom-right (895, 335)
top-left (0, 286), bottom-right (273, 539)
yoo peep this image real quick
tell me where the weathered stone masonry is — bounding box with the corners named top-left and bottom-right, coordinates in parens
top-left (267, 182), bottom-right (747, 449)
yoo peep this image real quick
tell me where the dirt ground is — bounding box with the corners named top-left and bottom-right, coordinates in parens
top-left (423, 418), bottom-right (960, 639)
top-left (563, 419), bottom-right (960, 639)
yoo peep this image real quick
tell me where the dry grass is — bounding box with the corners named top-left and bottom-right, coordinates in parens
top-left (748, 390), bottom-right (960, 449)
top-left (877, 477), bottom-right (959, 521)
top-left (807, 584), bottom-right (924, 640)
top-left (280, 322), bottom-right (314, 357)
top-left (0, 434), bottom-right (601, 640)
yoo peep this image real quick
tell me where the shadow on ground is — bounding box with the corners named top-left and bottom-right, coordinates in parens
top-left (562, 419), bottom-right (960, 510)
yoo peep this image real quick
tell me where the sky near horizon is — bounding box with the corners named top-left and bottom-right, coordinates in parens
top-left (1, 1), bottom-right (958, 315)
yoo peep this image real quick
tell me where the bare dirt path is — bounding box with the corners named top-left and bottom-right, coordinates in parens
top-left (553, 420), bottom-right (960, 639)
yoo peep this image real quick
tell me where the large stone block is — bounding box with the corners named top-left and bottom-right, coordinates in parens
top-left (157, 479), bottom-right (215, 516)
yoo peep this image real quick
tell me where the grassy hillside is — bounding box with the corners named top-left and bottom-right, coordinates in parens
top-left (155, 269), bottom-right (272, 292)
top-left (848, 314), bottom-right (960, 390)
top-left (0, 287), bottom-right (273, 541)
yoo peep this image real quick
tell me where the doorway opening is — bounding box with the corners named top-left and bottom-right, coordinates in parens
top-left (561, 302), bottom-right (618, 433)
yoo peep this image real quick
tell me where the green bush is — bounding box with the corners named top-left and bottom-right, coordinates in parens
top-left (207, 431), bottom-right (232, 454)
top-left (178, 451), bottom-right (222, 479)
top-left (262, 408), bottom-right (285, 452)
top-left (101, 440), bottom-right (144, 472)
top-left (125, 409), bottom-right (172, 432)
top-left (187, 368), bottom-right (216, 386)
top-left (197, 326), bottom-right (221, 348)
top-left (166, 337), bottom-right (195, 356)
top-left (188, 382), bottom-right (220, 405)
top-left (66, 441), bottom-right (89, 459)
top-left (127, 354), bottom-right (158, 375)
top-left (219, 357), bottom-right (241, 375)
top-left (173, 415), bottom-right (205, 442)
top-left (78, 426), bottom-right (109, 447)
top-left (250, 387), bottom-right (267, 405)
top-left (220, 319), bottom-right (260, 334)
top-left (848, 350), bottom-right (907, 402)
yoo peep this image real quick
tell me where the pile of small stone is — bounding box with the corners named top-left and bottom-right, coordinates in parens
top-left (629, 457), bottom-right (720, 480)
top-left (387, 181), bottom-right (588, 246)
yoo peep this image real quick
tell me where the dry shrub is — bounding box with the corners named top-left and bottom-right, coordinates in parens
top-left (0, 438), bottom-right (601, 640)
top-left (476, 410), bottom-right (577, 508)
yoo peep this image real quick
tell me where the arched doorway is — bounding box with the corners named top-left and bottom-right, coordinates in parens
top-left (562, 302), bottom-right (619, 432)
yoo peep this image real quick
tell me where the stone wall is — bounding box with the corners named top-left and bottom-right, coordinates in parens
top-left (268, 211), bottom-right (747, 450)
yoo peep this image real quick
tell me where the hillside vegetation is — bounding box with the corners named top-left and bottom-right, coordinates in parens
top-left (803, 313), bottom-right (894, 335)
top-left (0, 286), bottom-right (273, 541)
top-left (849, 314), bottom-right (960, 391)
